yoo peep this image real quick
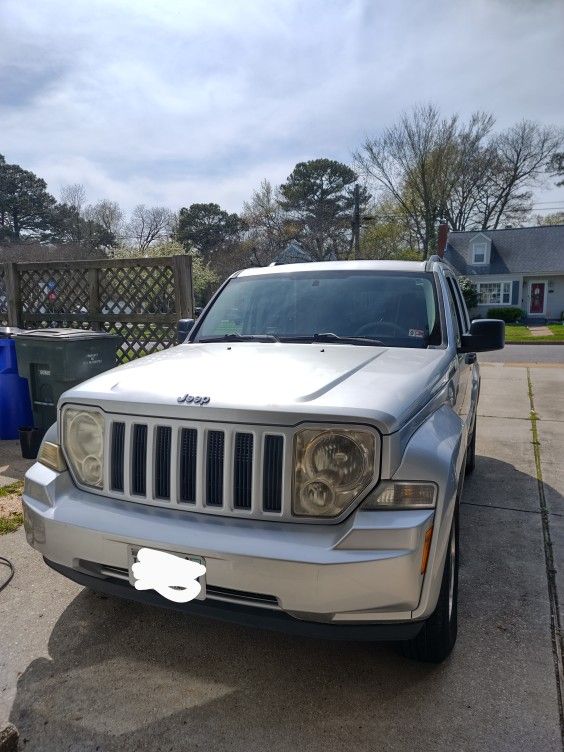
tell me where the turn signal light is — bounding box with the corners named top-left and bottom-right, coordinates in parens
top-left (38, 441), bottom-right (67, 473)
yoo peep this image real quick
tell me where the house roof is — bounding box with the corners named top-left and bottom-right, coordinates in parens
top-left (444, 224), bottom-right (564, 276)
top-left (274, 240), bottom-right (338, 265)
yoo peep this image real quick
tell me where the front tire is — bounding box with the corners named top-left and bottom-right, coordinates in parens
top-left (397, 508), bottom-right (459, 663)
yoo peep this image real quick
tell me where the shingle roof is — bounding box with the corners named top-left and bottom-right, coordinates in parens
top-left (444, 224), bottom-right (564, 276)
top-left (275, 240), bottom-right (338, 264)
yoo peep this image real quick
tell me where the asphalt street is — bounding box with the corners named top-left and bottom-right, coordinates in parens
top-left (480, 343), bottom-right (564, 364)
top-left (0, 362), bottom-right (563, 751)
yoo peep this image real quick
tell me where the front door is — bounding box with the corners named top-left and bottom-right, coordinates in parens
top-left (529, 281), bottom-right (547, 316)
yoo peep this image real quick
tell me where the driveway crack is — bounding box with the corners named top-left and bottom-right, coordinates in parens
top-left (527, 367), bottom-right (564, 748)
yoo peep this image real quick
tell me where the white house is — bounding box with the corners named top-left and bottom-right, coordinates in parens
top-left (444, 225), bottom-right (564, 321)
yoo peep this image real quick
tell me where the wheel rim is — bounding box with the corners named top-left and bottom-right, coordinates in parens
top-left (448, 522), bottom-right (456, 620)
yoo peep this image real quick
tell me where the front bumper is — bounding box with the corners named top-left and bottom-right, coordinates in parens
top-left (23, 462), bottom-right (436, 631)
top-left (44, 558), bottom-right (423, 641)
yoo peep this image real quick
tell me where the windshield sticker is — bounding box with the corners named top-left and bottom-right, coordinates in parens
top-left (408, 329), bottom-right (425, 338)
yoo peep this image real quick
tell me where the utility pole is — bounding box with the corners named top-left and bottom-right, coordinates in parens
top-left (351, 183), bottom-right (360, 260)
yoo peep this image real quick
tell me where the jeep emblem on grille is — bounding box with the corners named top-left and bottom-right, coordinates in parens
top-left (177, 393), bottom-right (210, 405)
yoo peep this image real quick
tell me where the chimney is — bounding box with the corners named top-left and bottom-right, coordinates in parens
top-left (437, 222), bottom-right (448, 258)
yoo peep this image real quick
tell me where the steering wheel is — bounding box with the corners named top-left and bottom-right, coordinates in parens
top-left (355, 320), bottom-right (406, 338)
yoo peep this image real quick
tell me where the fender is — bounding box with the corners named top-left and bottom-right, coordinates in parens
top-left (391, 404), bottom-right (466, 620)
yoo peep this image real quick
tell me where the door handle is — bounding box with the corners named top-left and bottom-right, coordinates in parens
top-left (465, 352), bottom-right (477, 365)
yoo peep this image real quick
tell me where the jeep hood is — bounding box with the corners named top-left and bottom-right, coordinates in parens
top-left (63, 342), bottom-right (451, 434)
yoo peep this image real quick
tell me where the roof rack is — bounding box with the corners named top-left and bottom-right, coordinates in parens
top-left (425, 254), bottom-right (460, 276)
top-left (425, 254), bottom-right (444, 270)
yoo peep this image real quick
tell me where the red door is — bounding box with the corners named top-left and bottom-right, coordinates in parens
top-left (529, 282), bottom-right (546, 314)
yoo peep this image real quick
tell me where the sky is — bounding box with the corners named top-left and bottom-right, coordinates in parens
top-left (1, 0), bottom-right (563, 216)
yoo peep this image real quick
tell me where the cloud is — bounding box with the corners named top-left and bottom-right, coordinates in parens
top-left (1, 0), bottom-right (563, 213)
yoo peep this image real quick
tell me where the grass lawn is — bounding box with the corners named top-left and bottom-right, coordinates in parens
top-left (0, 512), bottom-right (23, 534)
top-left (505, 324), bottom-right (564, 343)
top-left (0, 481), bottom-right (24, 534)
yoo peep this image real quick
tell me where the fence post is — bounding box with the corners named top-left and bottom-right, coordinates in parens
top-left (4, 262), bottom-right (22, 328)
top-left (173, 255), bottom-right (194, 318)
top-left (87, 267), bottom-right (100, 330)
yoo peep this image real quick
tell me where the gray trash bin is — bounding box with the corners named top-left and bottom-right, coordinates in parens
top-left (14, 328), bottom-right (121, 435)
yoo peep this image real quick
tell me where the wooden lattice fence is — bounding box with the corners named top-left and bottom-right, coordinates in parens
top-left (0, 256), bottom-right (193, 363)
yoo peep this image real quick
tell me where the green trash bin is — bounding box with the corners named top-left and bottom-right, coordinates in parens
top-left (14, 328), bottom-right (121, 435)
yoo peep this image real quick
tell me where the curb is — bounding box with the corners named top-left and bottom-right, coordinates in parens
top-left (0, 724), bottom-right (18, 752)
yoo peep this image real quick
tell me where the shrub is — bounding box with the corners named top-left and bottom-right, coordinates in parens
top-left (458, 276), bottom-right (478, 309)
top-left (487, 307), bottom-right (524, 323)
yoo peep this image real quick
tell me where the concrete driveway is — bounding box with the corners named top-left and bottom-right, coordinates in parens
top-left (1, 363), bottom-right (563, 752)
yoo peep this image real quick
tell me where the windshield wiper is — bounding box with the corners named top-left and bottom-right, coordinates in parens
top-left (280, 332), bottom-right (384, 346)
top-left (197, 333), bottom-right (280, 343)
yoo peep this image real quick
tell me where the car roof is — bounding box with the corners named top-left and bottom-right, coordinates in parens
top-left (236, 260), bottom-right (431, 277)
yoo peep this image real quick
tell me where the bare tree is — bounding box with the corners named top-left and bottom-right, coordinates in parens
top-left (242, 180), bottom-right (291, 265)
top-left (476, 121), bottom-right (562, 229)
top-left (126, 204), bottom-right (174, 254)
top-left (60, 183), bottom-right (86, 214)
top-left (356, 105), bottom-right (563, 255)
top-left (84, 199), bottom-right (124, 242)
top-left (548, 151), bottom-right (564, 186)
top-left (355, 105), bottom-right (460, 255)
top-left (59, 183), bottom-right (87, 242)
top-left (443, 113), bottom-right (496, 231)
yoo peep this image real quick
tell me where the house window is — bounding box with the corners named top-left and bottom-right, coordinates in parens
top-left (472, 242), bottom-right (488, 264)
top-left (476, 281), bottom-right (512, 305)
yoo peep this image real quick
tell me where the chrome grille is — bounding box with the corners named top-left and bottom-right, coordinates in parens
top-left (105, 418), bottom-right (290, 520)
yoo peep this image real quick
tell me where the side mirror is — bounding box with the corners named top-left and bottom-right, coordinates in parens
top-left (459, 319), bottom-right (505, 353)
top-left (176, 318), bottom-right (195, 345)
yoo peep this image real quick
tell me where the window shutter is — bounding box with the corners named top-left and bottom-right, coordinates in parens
top-left (511, 281), bottom-right (519, 306)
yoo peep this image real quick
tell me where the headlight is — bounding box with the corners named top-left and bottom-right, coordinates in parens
top-left (361, 481), bottom-right (437, 510)
top-left (62, 407), bottom-right (105, 488)
top-left (293, 429), bottom-right (375, 517)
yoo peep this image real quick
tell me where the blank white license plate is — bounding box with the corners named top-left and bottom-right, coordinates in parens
top-left (127, 546), bottom-right (207, 600)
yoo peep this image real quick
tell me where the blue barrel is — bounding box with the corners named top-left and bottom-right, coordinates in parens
top-left (0, 328), bottom-right (33, 439)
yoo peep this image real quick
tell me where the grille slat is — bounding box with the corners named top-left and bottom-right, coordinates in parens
top-left (155, 426), bottom-right (172, 500)
top-left (263, 435), bottom-right (284, 512)
top-left (233, 433), bottom-right (254, 509)
top-left (110, 422), bottom-right (125, 491)
top-left (179, 428), bottom-right (197, 503)
top-left (206, 430), bottom-right (225, 506)
top-left (131, 424), bottom-right (148, 496)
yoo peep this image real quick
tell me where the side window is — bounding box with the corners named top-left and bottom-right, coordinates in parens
top-left (444, 278), bottom-right (462, 348)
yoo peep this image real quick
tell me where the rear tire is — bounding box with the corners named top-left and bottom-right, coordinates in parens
top-left (397, 507), bottom-right (459, 663)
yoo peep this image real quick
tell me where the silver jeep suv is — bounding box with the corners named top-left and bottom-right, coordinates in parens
top-left (22, 258), bottom-right (504, 662)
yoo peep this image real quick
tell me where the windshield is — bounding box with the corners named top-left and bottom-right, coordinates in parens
top-left (194, 270), bottom-right (442, 348)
